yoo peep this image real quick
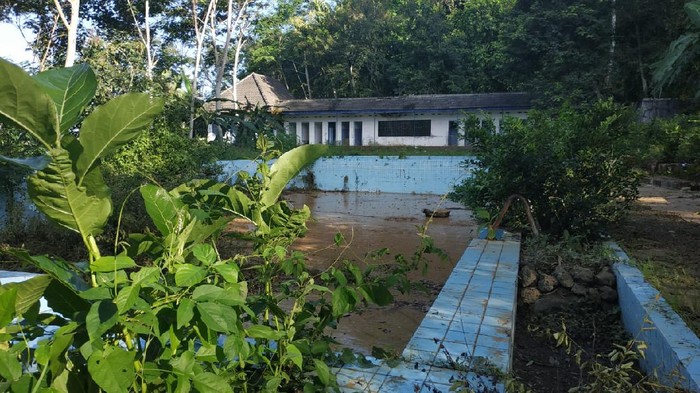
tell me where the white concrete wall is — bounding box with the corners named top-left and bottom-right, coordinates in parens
top-left (284, 111), bottom-right (527, 147)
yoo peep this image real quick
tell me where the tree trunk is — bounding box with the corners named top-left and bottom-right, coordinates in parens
top-left (605, 0), bottom-right (617, 88)
top-left (188, 0), bottom-right (216, 139)
top-left (53, 0), bottom-right (80, 67)
top-left (128, 0), bottom-right (154, 80)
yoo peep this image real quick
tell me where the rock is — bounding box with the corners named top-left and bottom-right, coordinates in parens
top-left (596, 266), bottom-right (616, 287)
top-left (588, 287), bottom-right (601, 302)
top-left (533, 292), bottom-right (572, 314)
top-left (599, 286), bottom-right (618, 302)
top-left (538, 274), bottom-right (559, 293)
top-left (521, 287), bottom-right (541, 304)
top-left (571, 283), bottom-right (588, 296)
top-left (571, 266), bottom-right (594, 284)
top-left (553, 265), bottom-right (574, 288)
top-left (520, 265), bottom-right (538, 287)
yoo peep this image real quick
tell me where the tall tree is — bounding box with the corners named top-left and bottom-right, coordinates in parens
top-left (52, 0), bottom-right (80, 66)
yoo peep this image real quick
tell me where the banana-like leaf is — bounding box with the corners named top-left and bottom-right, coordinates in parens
top-left (651, 33), bottom-right (699, 93)
top-left (687, 1), bottom-right (700, 28)
top-left (0, 59), bottom-right (59, 149)
top-left (27, 148), bottom-right (111, 237)
top-left (1, 275), bottom-right (52, 315)
top-left (0, 155), bottom-right (50, 171)
top-left (261, 144), bottom-right (327, 208)
top-left (33, 64), bottom-right (97, 134)
top-left (75, 93), bottom-right (164, 184)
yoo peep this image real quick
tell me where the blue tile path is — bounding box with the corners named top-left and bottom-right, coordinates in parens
top-left (334, 237), bottom-right (521, 392)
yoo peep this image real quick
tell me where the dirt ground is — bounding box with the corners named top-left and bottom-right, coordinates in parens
top-left (512, 180), bottom-right (700, 392)
top-left (610, 181), bottom-right (700, 333)
top-left (284, 191), bottom-right (477, 354)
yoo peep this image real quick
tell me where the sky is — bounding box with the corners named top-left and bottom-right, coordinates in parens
top-left (0, 22), bottom-right (35, 65)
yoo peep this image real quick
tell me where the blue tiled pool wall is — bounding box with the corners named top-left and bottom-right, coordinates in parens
top-left (219, 156), bottom-right (477, 195)
top-left (608, 243), bottom-right (700, 392)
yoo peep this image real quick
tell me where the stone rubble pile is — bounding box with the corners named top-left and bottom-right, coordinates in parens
top-left (518, 263), bottom-right (618, 314)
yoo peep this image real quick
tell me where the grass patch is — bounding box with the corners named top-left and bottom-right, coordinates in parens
top-left (637, 260), bottom-right (700, 335)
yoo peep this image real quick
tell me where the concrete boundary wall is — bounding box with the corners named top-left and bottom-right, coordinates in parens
top-left (219, 156), bottom-right (476, 195)
top-left (608, 242), bottom-right (700, 392)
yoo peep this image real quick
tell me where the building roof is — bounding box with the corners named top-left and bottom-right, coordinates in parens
top-left (279, 92), bottom-right (531, 116)
top-left (218, 73), bottom-right (293, 108)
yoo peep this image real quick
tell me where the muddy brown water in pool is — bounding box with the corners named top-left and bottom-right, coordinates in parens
top-left (284, 191), bottom-right (477, 355)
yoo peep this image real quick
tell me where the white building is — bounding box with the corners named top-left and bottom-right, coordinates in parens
top-left (218, 73), bottom-right (531, 147)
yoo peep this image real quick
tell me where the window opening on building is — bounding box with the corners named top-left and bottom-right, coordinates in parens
top-left (327, 122), bottom-right (336, 145)
top-left (341, 121), bottom-right (350, 146)
top-left (378, 120), bottom-right (431, 137)
top-left (301, 122), bottom-right (310, 144)
top-left (314, 122), bottom-right (322, 144)
top-left (353, 121), bottom-right (363, 146)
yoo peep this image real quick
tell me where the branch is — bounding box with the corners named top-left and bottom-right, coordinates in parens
top-left (52, 0), bottom-right (70, 28)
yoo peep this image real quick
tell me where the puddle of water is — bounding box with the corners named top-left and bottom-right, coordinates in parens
top-left (285, 191), bottom-right (477, 354)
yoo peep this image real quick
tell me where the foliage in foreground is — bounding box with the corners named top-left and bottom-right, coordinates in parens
top-left (0, 59), bottom-right (426, 392)
top-left (450, 101), bottom-right (641, 239)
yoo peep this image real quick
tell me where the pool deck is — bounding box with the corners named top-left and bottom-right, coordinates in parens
top-left (334, 237), bottom-right (520, 392)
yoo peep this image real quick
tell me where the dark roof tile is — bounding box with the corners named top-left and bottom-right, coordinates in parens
top-left (278, 92), bottom-right (531, 115)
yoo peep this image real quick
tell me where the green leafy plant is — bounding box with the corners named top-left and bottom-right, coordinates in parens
top-left (450, 101), bottom-right (641, 239)
top-left (0, 59), bottom-right (428, 392)
top-left (553, 322), bottom-right (674, 393)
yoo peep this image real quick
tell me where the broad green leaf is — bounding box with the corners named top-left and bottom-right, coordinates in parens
top-left (140, 185), bottom-right (182, 237)
top-left (87, 348), bottom-right (136, 393)
top-left (85, 300), bottom-right (118, 340)
top-left (90, 255), bottom-right (136, 272)
top-left (33, 64), bottom-right (96, 133)
top-left (213, 263), bottom-right (239, 283)
top-left (44, 279), bottom-right (90, 317)
top-left (366, 284), bottom-right (393, 306)
top-left (196, 302), bottom-right (238, 333)
top-left (313, 358), bottom-right (332, 385)
top-left (76, 93), bottom-right (164, 183)
top-left (191, 285), bottom-right (244, 306)
top-left (177, 298), bottom-right (195, 328)
top-left (261, 144), bottom-right (327, 208)
top-left (192, 372), bottom-right (233, 393)
top-left (0, 286), bottom-right (17, 326)
top-left (2, 274), bottom-right (51, 315)
top-left (95, 271), bottom-right (128, 286)
top-left (4, 250), bottom-right (89, 292)
top-left (174, 265), bottom-right (207, 287)
top-left (27, 148), bottom-right (111, 237)
top-left (0, 155), bottom-right (50, 171)
top-left (114, 285), bottom-right (140, 314)
top-left (0, 58), bottom-right (58, 148)
top-left (246, 325), bottom-right (284, 340)
top-left (332, 287), bottom-right (357, 317)
top-left (0, 348), bottom-right (22, 381)
top-left (285, 343), bottom-right (303, 370)
top-left (79, 287), bottom-right (112, 300)
top-left (170, 351), bottom-right (195, 375)
top-left (48, 323), bottom-right (77, 377)
top-left (130, 267), bottom-right (160, 286)
top-left (192, 244), bottom-right (216, 265)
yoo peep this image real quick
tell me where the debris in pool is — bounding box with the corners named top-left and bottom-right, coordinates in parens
top-left (422, 208), bottom-right (450, 218)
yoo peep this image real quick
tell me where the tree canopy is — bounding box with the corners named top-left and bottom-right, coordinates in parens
top-left (1, 0), bottom-right (696, 107)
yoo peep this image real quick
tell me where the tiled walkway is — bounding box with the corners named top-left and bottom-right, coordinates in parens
top-left (335, 237), bottom-right (521, 392)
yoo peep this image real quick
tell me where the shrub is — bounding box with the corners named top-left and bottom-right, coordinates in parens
top-left (450, 100), bottom-right (640, 238)
top-left (632, 115), bottom-right (700, 180)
